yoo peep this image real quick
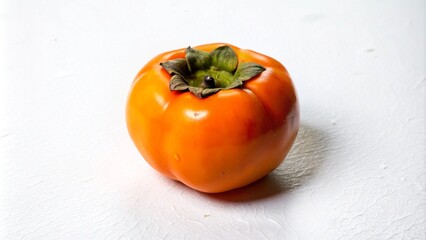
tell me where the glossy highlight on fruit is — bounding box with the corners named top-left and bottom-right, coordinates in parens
top-left (126, 43), bottom-right (300, 193)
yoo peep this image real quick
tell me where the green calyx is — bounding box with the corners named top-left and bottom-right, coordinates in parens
top-left (160, 45), bottom-right (266, 98)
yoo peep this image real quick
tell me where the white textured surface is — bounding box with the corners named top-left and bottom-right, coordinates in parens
top-left (1, 0), bottom-right (425, 239)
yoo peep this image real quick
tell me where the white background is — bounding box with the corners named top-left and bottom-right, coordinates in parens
top-left (1, 0), bottom-right (425, 239)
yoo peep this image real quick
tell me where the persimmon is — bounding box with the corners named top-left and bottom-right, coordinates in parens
top-left (126, 43), bottom-right (299, 193)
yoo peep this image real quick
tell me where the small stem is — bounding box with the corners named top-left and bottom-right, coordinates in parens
top-left (203, 75), bottom-right (215, 88)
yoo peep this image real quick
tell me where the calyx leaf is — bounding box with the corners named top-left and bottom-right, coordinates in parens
top-left (201, 88), bottom-right (221, 97)
top-left (160, 58), bottom-right (190, 76)
top-left (169, 75), bottom-right (189, 91)
top-left (189, 86), bottom-right (221, 98)
top-left (185, 47), bottom-right (211, 72)
top-left (210, 46), bottom-right (238, 72)
top-left (225, 79), bottom-right (243, 89)
top-left (235, 62), bottom-right (266, 81)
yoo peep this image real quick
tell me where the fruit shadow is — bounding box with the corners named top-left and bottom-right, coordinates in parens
top-left (200, 123), bottom-right (330, 202)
